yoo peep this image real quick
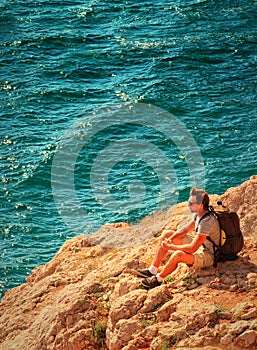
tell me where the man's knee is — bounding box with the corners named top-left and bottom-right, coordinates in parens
top-left (173, 250), bottom-right (185, 259)
top-left (160, 229), bottom-right (173, 241)
top-left (172, 250), bottom-right (194, 265)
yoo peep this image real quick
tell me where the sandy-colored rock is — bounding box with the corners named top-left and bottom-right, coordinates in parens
top-left (235, 329), bottom-right (257, 348)
top-left (1, 176), bottom-right (257, 350)
top-left (221, 175), bottom-right (257, 239)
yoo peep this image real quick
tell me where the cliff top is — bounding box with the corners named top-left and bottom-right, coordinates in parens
top-left (1, 176), bottom-right (257, 350)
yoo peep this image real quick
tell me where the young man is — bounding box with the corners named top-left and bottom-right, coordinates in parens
top-left (134, 187), bottom-right (220, 289)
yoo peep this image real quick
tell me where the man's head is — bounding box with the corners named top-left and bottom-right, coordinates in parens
top-left (188, 187), bottom-right (209, 213)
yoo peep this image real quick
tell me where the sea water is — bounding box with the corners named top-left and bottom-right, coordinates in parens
top-left (0, 0), bottom-right (256, 298)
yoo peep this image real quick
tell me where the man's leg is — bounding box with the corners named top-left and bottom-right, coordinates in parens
top-left (159, 250), bottom-right (194, 279)
top-left (135, 231), bottom-right (188, 278)
top-left (134, 229), bottom-right (177, 277)
top-left (151, 230), bottom-right (186, 269)
top-left (141, 250), bottom-right (194, 289)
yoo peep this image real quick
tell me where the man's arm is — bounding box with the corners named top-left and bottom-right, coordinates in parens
top-left (162, 233), bottom-right (207, 254)
top-left (166, 220), bottom-right (195, 242)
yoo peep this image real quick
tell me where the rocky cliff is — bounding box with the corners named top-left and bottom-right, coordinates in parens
top-left (1, 176), bottom-right (257, 350)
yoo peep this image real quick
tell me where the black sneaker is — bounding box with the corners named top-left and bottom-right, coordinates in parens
top-left (131, 268), bottom-right (155, 278)
top-left (141, 276), bottom-right (162, 289)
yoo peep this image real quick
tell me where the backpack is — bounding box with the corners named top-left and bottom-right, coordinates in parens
top-left (198, 203), bottom-right (244, 267)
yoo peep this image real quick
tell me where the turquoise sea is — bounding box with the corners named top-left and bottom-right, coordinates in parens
top-left (1, 0), bottom-right (257, 298)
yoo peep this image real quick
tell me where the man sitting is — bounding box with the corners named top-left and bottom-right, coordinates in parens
top-left (134, 187), bottom-right (220, 289)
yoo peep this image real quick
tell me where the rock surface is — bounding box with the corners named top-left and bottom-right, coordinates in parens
top-left (1, 176), bottom-right (257, 350)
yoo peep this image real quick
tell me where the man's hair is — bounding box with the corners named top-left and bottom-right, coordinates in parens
top-left (190, 187), bottom-right (209, 210)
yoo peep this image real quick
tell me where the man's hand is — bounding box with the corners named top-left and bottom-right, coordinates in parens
top-left (161, 238), bottom-right (175, 251)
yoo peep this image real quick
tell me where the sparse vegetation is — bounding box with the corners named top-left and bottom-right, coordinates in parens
top-left (215, 304), bottom-right (229, 313)
top-left (182, 275), bottom-right (198, 289)
top-left (142, 319), bottom-right (150, 328)
top-left (243, 283), bottom-right (255, 293)
top-left (141, 316), bottom-right (157, 328)
top-left (92, 319), bottom-right (107, 347)
top-left (160, 336), bottom-right (177, 349)
top-left (163, 275), bottom-right (175, 284)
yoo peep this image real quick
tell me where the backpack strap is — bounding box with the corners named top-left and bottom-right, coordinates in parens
top-left (196, 209), bottom-right (220, 268)
top-left (195, 210), bottom-right (212, 233)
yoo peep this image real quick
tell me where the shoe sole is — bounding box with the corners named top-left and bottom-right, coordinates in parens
top-left (141, 280), bottom-right (151, 289)
top-left (141, 280), bottom-right (161, 289)
top-left (130, 269), bottom-right (153, 278)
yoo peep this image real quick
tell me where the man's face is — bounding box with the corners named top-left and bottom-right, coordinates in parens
top-left (188, 195), bottom-right (200, 213)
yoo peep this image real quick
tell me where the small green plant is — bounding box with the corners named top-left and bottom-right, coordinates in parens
top-left (142, 319), bottom-right (150, 328)
top-left (160, 340), bottom-right (169, 350)
top-left (150, 296), bottom-right (172, 312)
top-left (96, 322), bottom-right (106, 345)
top-left (92, 319), bottom-right (107, 347)
top-left (215, 304), bottom-right (228, 313)
top-left (151, 301), bottom-right (165, 312)
top-left (73, 247), bottom-right (81, 253)
top-left (93, 291), bottom-right (103, 298)
top-left (182, 275), bottom-right (197, 289)
top-left (138, 284), bottom-right (147, 290)
top-left (207, 330), bottom-right (215, 338)
top-left (141, 316), bottom-right (157, 328)
top-left (163, 275), bottom-right (175, 284)
top-left (244, 284), bottom-right (255, 293)
top-left (160, 336), bottom-right (177, 349)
